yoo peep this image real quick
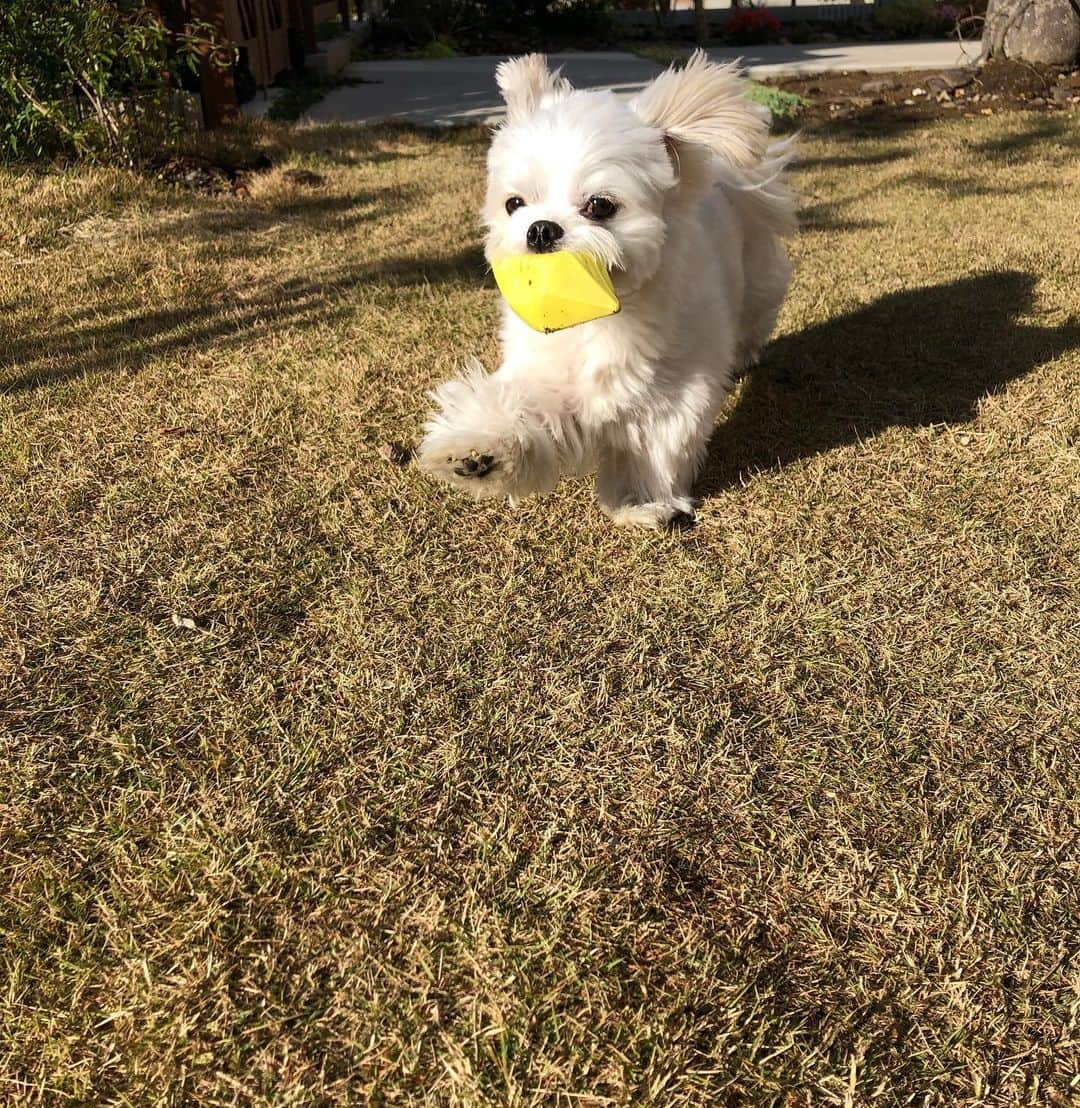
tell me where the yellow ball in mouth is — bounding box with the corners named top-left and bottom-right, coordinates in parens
top-left (492, 252), bottom-right (621, 333)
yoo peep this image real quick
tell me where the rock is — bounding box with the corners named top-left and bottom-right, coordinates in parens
top-left (282, 168), bottom-right (326, 188)
top-left (860, 79), bottom-right (891, 93)
top-left (67, 217), bottom-right (132, 244)
top-left (912, 86), bottom-right (927, 97)
top-left (903, 98), bottom-right (916, 105)
top-left (925, 69), bottom-right (975, 94)
top-left (1029, 96), bottom-right (1047, 106)
top-left (987, 0), bottom-right (1080, 65)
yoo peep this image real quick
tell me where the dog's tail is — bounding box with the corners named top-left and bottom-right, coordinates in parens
top-left (717, 136), bottom-right (798, 238)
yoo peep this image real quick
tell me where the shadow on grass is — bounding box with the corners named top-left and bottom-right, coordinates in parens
top-left (0, 244), bottom-right (487, 395)
top-left (698, 271), bottom-right (1080, 496)
top-left (971, 114), bottom-right (1080, 159)
top-left (146, 187), bottom-right (419, 244)
top-left (796, 148), bottom-right (916, 171)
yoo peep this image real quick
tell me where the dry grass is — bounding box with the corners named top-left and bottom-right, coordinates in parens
top-left (1, 112), bottom-right (1079, 1106)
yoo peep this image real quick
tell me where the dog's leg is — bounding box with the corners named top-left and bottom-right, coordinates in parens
top-left (418, 358), bottom-right (581, 503)
top-left (596, 416), bottom-right (709, 531)
top-left (737, 237), bottom-right (792, 372)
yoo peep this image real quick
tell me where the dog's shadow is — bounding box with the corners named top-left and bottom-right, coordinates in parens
top-left (697, 271), bottom-right (1079, 497)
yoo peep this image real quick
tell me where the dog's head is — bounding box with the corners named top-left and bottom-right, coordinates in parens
top-left (483, 51), bottom-right (769, 291)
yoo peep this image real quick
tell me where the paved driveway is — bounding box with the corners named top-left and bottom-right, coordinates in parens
top-left (304, 42), bottom-right (980, 127)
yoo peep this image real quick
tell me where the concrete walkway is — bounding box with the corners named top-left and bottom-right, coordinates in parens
top-left (304, 41), bottom-right (980, 127)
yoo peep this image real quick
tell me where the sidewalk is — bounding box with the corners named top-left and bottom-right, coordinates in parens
top-left (303, 41), bottom-right (980, 127)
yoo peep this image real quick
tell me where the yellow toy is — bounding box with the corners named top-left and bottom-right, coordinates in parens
top-left (492, 252), bottom-right (620, 333)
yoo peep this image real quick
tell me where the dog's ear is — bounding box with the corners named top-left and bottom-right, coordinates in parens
top-left (630, 51), bottom-right (769, 169)
top-left (496, 54), bottom-right (573, 122)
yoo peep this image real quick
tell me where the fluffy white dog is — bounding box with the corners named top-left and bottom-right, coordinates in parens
top-left (418, 51), bottom-right (796, 529)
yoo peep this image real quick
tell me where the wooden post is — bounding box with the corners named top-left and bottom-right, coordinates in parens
top-left (301, 0), bottom-right (317, 53)
top-left (189, 0), bottom-right (238, 127)
top-left (287, 0), bottom-right (306, 71)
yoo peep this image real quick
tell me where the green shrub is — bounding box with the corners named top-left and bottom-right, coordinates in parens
top-left (0, 0), bottom-right (227, 164)
top-left (418, 37), bottom-right (459, 58)
top-left (266, 73), bottom-right (345, 123)
top-left (873, 0), bottom-right (938, 38)
top-left (540, 0), bottom-right (614, 40)
top-left (748, 82), bottom-right (806, 122)
top-left (376, 0), bottom-right (612, 53)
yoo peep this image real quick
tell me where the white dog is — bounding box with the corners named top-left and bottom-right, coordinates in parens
top-left (418, 51), bottom-right (796, 529)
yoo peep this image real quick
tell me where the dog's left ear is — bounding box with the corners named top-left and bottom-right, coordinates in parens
top-left (496, 54), bottom-right (573, 122)
top-left (630, 51), bottom-right (769, 169)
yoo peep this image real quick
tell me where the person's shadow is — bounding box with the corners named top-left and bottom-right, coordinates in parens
top-left (698, 271), bottom-right (1080, 495)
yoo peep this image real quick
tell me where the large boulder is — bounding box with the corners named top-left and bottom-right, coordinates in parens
top-left (983, 0), bottom-right (1080, 65)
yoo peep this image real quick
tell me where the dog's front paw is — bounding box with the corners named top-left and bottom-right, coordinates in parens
top-left (451, 449), bottom-right (498, 479)
top-left (417, 430), bottom-right (517, 501)
top-left (417, 359), bottom-right (527, 501)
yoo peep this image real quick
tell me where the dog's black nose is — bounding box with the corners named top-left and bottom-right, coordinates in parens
top-left (526, 220), bottom-right (564, 253)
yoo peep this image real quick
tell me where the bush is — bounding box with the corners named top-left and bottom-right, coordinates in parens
top-left (748, 82), bottom-right (805, 122)
top-left (929, 0), bottom-right (986, 38)
top-left (540, 0), bottom-right (614, 41)
top-left (375, 0), bottom-right (612, 54)
top-left (0, 0), bottom-right (226, 164)
top-left (418, 37), bottom-right (459, 58)
top-left (873, 0), bottom-right (938, 37)
top-left (724, 7), bottom-right (783, 45)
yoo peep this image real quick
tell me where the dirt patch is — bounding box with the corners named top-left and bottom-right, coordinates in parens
top-left (766, 59), bottom-right (1080, 126)
top-left (151, 152), bottom-right (274, 198)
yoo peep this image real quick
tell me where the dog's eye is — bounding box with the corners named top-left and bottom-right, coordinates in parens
top-left (505, 196), bottom-right (526, 216)
top-left (582, 196), bottom-right (617, 221)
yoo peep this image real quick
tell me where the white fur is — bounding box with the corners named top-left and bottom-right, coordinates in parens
top-left (419, 52), bottom-right (797, 529)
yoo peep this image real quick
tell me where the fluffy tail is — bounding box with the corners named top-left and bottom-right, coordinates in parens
top-left (717, 136), bottom-right (798, 238)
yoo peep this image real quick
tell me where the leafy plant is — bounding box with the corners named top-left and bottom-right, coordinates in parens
top-left (375, 0), bottom-right (613, 53)
top-left (873, 0), bottom-right (938, 37)
top-left (418, 37), bottom-right (459, 58)
top-left (0, 0), bottom-right (230, 164)
top-left (267, 73), bottom-right (347, 123)
top-left (749, 81), bottom-right (806, 121)
top-left (930, 0), bottom-right (986, 38)
top-left (724, 7), bottom-right (783, 45)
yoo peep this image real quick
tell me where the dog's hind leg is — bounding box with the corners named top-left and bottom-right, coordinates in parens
top-left (737, 234), bottom-right (792, 371)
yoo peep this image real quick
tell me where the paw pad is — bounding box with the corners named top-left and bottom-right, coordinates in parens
top-left (452, 450), bottom-right (497, 478)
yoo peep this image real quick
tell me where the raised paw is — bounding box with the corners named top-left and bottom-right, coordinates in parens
top-left (452, 450), bottom-right (498, 478)
top-left (418, 432), bottom-right (516, 501)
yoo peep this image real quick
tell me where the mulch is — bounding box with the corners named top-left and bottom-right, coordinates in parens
top-left (765, 58), bottom-right (1080, 126)
top-left (151, 152), bottom-right (276, 198)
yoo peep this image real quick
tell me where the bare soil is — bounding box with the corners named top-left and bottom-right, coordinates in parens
top-left (767, 58), bottom-right (1080, 126)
